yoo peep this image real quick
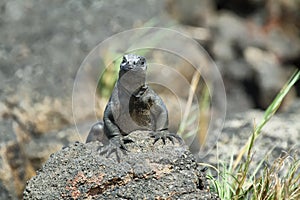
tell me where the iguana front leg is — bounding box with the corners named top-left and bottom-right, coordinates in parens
top-left (100, 102), bottom-right (132, 159)
top-left (149, 93), bottom-right (183, 145)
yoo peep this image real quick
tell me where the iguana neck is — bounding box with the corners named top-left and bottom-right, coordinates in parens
top-left (118, 82), bottom-right (147, 97)
top-left (118, 69), bottom-right (146, 95)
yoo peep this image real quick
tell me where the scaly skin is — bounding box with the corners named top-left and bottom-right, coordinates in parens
top-left (86, 54), bottom-right (182, 158)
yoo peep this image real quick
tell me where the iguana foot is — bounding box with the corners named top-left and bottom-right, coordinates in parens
top-left (150, 130), bottom-right (183, 145)
top-left (98, 136), bottom-right (134, 161)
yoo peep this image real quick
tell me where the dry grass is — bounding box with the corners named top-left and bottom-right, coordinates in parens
top-left (207, 69), bottom-right (300, 200)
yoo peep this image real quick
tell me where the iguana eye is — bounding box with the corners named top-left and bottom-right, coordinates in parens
top-left (122, 57), bottom-right (127, 63)
top-left (140, 58), bottom-right (145, 65)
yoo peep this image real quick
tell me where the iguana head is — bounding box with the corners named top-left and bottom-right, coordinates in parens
top-left (118, 54), bottom-right (147, 93)
top-left (120, 54), bottom-right (147, 72)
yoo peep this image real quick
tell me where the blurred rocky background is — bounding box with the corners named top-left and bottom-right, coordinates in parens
top-left (0, 0), bottom-right (299, 199)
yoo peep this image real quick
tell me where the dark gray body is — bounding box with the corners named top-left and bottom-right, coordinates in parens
top-left (102, 82), bottom-right (168, 139)
top-left (86, 54), bottom-right (181, 152)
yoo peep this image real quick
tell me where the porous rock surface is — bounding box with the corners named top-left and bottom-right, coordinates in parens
top-left (23, 131), bottom-right (219, 199)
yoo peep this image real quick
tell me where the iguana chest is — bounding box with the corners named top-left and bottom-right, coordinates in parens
top-left (114, 88), bottom-right (155, 134)
top-left (129, 94), bottom-right (153, 127)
